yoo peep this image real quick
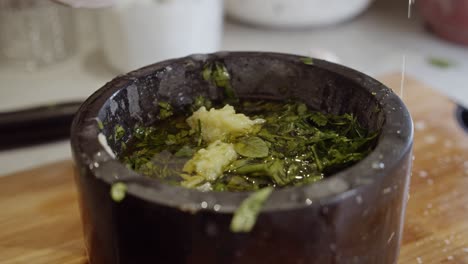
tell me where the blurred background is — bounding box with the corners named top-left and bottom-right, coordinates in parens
top-left (0, 0), bottom-right (467, 175)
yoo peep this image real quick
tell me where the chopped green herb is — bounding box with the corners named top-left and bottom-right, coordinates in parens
top-left (96, 119), bottom-right (104, 130)
top-left (192, 95), bottom-right (212, 111)
top-left (196, 119), bottom-right (202, 147)
top-left (297, 103), bottom-right (308, 115)
top-left (373, 105), bottom-right (381, 113)
top-left (202, 64), bottom-right (212, 82)
top-left (427, 57), bottom-right (456, 69)
top-left (158, 101), bottom-right (174, 120)
top-left (265, 159), bottom-right (288, 186)
top-left (203, 62), bottom-right (237, 102)
top-left (234, 136), bottom-right (269, 158)
top-left (213, 63), bottom-right (231, 88)
top-left (174, 145), bottom-right (195, 158)
top-left (309, 112), bottom-right (328, 126)
top-left (300, 57), bottom-right (314, 65)
top-left (114, 125), bottom-right (125, 141)
top-left (110, 182), bottom-right (127, 202)
top-left (120, 98), bottom-right (377, 192)
top-left (230, 187), bottom-right (273, 233)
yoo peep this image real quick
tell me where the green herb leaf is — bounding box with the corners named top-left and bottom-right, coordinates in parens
top-left (309, 112), bottom-right (328, 126)
top-left (202, 62), bottom-right (237, 102)
top-left (197, 119), bottom-right (202, 147)
top-left (427, 57), bottom-right (456, 69)
top-left (114, 125), bottom-right (125, 141)
top-left (202, 65), bottom-right (212, 82)
top-left (181, 175), bottom-right (205, 188)
top-left (174, 145), bottom-right (195, 158)
top-left (311, 145), bottom-right (323, 171)
top-left (234, 162), bottom-right (268, 175)
top-left (234, 136), bottom-right (269, 158)
top-left (110, 182), bottom-right (127, 202)
top-left (158, 101), bottom-right (173, 120)
top-left (266, 159), bottom-right (289, 186)
top-left (230, 187), bottom-right (273, 233)
top-left (300, 57), bottom-right (314, 65)
top-left (192, 95), bottom-right (212, 111)
top-left (213, 63), bottom-right (231, 88)
top-left (96, 118), bottom-right (104, 130)
top-left (297, 103), bottom-right (308, 115)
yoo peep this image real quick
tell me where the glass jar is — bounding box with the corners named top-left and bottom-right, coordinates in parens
top-left (0, 0), bottom-right (76, 70)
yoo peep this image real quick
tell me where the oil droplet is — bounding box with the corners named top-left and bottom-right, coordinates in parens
top-left (355, 195), bottom-right (363, 204)
top-left (213, 204), bottom-right (221, 211)
top-left (305, 198), bottom-right (312, 206)
top-left (371, 162), bottom-right (385, 170)
top-left (201, 201), bottom-right (208, 209)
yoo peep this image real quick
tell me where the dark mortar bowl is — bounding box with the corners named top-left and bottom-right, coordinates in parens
top-left (71, 52), bottom-right (413, 264)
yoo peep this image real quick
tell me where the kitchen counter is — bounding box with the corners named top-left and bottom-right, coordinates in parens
top-left (1, 0), bottom-right (467, 175)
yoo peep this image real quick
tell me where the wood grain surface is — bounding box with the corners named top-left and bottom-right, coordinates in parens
top-left (0, 161), bottom-right (86, 264)
top-left (0, 75), bottom-right (467, 264)
top-left (380, 76), bottom-right (468, 264)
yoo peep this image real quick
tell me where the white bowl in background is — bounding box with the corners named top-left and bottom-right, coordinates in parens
top-left (226, 0), bottom-right (374, 28)
top-left (97, 0), bottom-right (224, 73)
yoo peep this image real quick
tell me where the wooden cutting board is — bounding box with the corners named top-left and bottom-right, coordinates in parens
top-left (0, 75), bottom-right (467, 264)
